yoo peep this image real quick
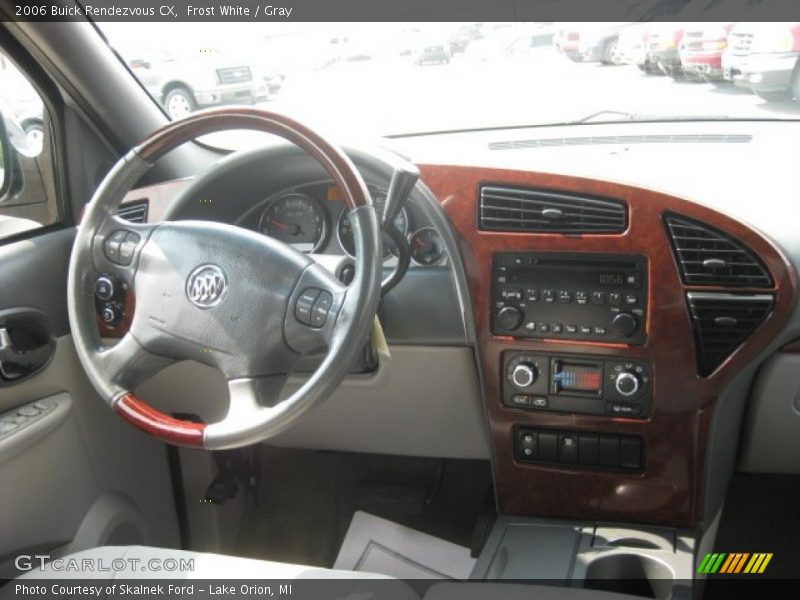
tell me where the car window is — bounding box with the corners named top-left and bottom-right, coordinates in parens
top-left (0, 50), bottom-right (59, 241)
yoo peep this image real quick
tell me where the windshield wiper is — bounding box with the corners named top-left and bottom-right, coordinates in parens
top-left (573, 110), bottom-right (732, 124)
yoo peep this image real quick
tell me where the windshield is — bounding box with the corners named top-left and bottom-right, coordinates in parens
top-left (99, 17), bottom-right (800, 147)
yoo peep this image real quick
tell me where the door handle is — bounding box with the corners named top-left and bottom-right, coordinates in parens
top-left (0, 308), bottom-right (56, 384)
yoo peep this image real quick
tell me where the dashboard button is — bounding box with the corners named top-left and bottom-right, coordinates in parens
top-left (542, 290), bottom-right (555, 303)
top-left (501, 288), bottom-right (522, 301)
top-left (594, 326), bottom-right (607, 335)
top-left (558, 432), bottom-right (579, 463)
top-left (558, 290), bottom-right (572, 303)
top-left (609, 292), bottom-right (622, 306)
top-left (599, 436), bottom-right (620, 467)
top-left (620, 437), bottom-right (643, 469)
top-left (580, 326), bottom-right (592, 335)
top-left (552, 324), bottom-right (563, 334)
top-left (591, 291), bottom-right (605, 305)
top-left (579, 434), bottom-right (599, 465)
top-left (538, 323), bottom-right (549, 333)
top-left (565, 325), bottom-right (577, 334)
top-left (538, 432), bottom-right (558, 462)
top-left (519, 431), bottom-right (537, 459)
top-left (575, 291), bottom-right (588, 305)
top-left (625, 294), bottom-right (638, 305)
top-left (531, 396), bottom-right (548, 408)
top-left (510, 394), bottom-right (529, 407)
top-left (526, 289), bottom-right (540, 302)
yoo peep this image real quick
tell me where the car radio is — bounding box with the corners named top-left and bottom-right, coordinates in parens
top-left (503, 351), bottom-right (652, 418)
top-left (492, 252), bottom-right (647, 344)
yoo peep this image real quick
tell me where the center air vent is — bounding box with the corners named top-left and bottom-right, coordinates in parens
top-left (115, 200), bottom-right (149, 224)
top-left (687, 292), bottom-right (773, 376)
top-left (479, 185), bottom-right (627, 234)
top-left (665, 214), bottom-right (772, 287)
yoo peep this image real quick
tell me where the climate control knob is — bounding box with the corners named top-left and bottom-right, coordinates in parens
top-left (615, 371), bottom-right (640, 397)
top-left (497, 306), bottom-right (523, 331)
top-left (511, 363), bottom-right (538, 389)
top-left (610, 313), bottom-right (638, 338)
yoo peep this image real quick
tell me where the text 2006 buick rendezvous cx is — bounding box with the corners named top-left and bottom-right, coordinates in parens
top-left (0, 3), bottom-right (799, 600)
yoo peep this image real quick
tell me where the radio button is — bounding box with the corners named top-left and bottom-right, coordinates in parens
top-left (580, 326), bottom-right (592, 335)
top-left (609, 292), bottom-right (622, 306)
top-left (524, 322), bottom-right (536, 331)
top-left (497, 306), bottom-right (523, 331)
top-left (538, 323), bottom-right (550, 333)
top-left (565, 325), bottom-right (577, 334)
top-left (558, 290), bottom-right (572, 303)
top-left (625, 294), bottom-right (638, 305)
top-left (526, 289), bottom-right (540, 302)
top-left (501, 288), bottom-right (522, 301)
top-left (543, 290), bottom-right (555, 303)
top-left (611, 313), bottom-right (638, 338)
top-left (552, 324), bottom-right (563, 334)
top-left (591, 291), bottom-right (605, 305)
top-left (594, 326), bottom-right (607, 335)
top-left (575, 291), bottom-right (588, 305)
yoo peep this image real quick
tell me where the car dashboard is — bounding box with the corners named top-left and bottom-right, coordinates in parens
top-left (104, 119), bottom-right (800, 533)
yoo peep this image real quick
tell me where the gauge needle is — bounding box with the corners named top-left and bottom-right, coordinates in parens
top-left (272, 219), bottom-right (290, 230)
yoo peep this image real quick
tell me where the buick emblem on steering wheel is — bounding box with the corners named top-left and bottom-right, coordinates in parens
top-left (186, 264), bottom-right (228, 309)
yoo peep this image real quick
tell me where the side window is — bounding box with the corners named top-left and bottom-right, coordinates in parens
top-left (0, 50), bottom-right (59, 241)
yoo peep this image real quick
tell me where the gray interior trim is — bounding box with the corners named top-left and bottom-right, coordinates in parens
top-left (738, 353), bottom-right (800, 474)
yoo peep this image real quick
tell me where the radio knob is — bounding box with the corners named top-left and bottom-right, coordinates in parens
top-left (611, 313), bottom-right (638, 338)
top-left (615, 371), bottom-right (640, 397)
top-left (497, 306), bottom-right (523, 331)
top-left (511, 363), bottom-right (538, 389)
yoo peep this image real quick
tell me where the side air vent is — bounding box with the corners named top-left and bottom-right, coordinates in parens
top-left (686, 292), bottom-right (773, 376)
top-left (116, 200), bottom-right (149, 224)
top-left (664, 214), bottom-right (772, 287)
top-left (479, 185), bottom-right (627, 234)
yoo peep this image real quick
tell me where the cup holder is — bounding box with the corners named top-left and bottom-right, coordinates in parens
top-left (583, 554), bottom-right (674, 600)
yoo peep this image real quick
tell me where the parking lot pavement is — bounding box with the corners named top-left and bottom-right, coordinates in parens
top-left (210, 49), bottom-right (800, 148)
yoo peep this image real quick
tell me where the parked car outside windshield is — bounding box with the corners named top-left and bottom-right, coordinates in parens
top-left (99, 21), bottom-right (800, 148)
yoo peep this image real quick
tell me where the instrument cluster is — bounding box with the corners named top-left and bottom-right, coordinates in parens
top-left (246, 181), bottom-right (447, 266)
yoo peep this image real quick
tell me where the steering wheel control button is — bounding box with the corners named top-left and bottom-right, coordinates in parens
top-left (94, 276), bottom-right (116, 301)
top-left (295, 288), bottom-right (321, 325)
top-left (118, 233), bottom-right (141, 266)
top-left (310, 291), bottom-right (334, 328)
top-left (104, 230), bottom-right (129, 263)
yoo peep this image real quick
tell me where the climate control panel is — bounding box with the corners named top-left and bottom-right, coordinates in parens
top-left (492, 252), bottom-right (647, 344)
top-left (503, 351), bottom-right (652, 418)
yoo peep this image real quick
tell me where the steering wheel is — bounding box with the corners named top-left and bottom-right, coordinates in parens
top-left (67, 108), bottom-right (383, 450)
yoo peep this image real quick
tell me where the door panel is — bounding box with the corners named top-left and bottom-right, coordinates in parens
top-left (0, 230), bottom-right (180, 578)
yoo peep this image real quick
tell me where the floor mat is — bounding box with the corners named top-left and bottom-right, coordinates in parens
top-left (334, 511), bottom-right (476, 579)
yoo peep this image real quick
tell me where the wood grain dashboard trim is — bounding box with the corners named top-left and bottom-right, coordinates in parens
top-left (418, 163), bottom-right (797, 527)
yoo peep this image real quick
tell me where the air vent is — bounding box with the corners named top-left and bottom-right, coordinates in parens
top-left (479, 186), bottom-right (627, 234)
top-left (687, 292), bottom-right (773, 376)
top-left (665, 214), bottom-right (772, 287)
top-left (489, 134), bottom-right (752, 151)
top-left (116, 200), bottom-right (148, 224)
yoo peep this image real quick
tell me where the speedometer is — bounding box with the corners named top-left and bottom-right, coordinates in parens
top-left (337, 188), bottom-right (408, 259)
top-left (259, 193), bottom-right (327, 253)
